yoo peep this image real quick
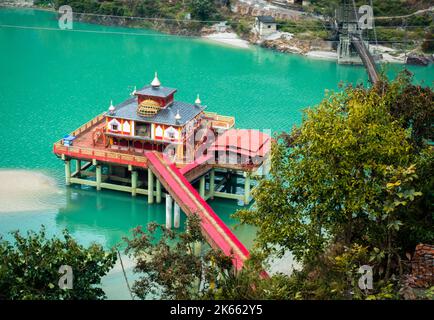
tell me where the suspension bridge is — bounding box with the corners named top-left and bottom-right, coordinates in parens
top-left (336, 0), bottom-right (380, 84)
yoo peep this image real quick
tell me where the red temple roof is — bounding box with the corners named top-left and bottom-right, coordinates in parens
top-left (210, 129), bottom-right (271, 157)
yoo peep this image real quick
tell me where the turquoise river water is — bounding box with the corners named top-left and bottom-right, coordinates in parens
top-left (0, 8), bottom-right (433, 299)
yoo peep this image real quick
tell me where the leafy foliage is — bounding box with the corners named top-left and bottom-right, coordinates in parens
top-left (124, 216), bottom-right (293, 300)
top-left (0, 227), bottom-right (117, 300)
top-left (190, 0), bottom-right (217, 21)
top-left (124, 215), bottom-right (207, 299)
top-left (53, 0), bottom-right (219, 21)
top-left (379, 70), bottom-right (434, 148)
top-left (236, 72), bottom-right (433, 299)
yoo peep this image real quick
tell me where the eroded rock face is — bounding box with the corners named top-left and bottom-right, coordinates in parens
top-left (261, 39), bottom-right (308, 54)
top-left (261, 37), bottom-right (334, 56)
top-left (410, 244), bottom-right (434, 288)
top-left (406, 54), bottom-right (430, 66)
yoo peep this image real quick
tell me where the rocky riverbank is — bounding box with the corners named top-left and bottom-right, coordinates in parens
top-left (2, 4), bottom-right (431, 65)
top-left (258, 34), bottom-right (433, 65)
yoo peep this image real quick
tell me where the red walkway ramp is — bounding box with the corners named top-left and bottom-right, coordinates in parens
top-left (145, 151), bottom-right (249, 270)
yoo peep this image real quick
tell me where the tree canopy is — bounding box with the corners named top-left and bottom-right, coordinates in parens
top-left (236, 72), bottom-right (433, 298)
top-left (0, 227), bottom-right (117, 300)
top-left (124, 215), bottom-right (289, 300)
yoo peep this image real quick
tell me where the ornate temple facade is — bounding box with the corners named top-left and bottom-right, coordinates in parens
top-left (100, 73), bottom-right (234, 162)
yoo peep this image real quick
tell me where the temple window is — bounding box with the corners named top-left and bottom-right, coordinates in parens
top-left (108, 119), bottom-right (121, 132)
top-left (122, 121), bottom-right (131, 133)
top-left (164, 126), bottom-right (178, 140)
top-left (135, 122), bottom-right (151, 137)
top-left (155, 125), bottom-right (163, 137)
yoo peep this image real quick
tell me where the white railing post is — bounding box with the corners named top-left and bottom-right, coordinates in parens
top-left (166, 194), bottom-right (172, 229)
top-left (174, 203), bottom-right (180, 228)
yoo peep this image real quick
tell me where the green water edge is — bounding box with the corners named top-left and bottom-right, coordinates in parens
top-left (0, 7), bottom-right (433, 299)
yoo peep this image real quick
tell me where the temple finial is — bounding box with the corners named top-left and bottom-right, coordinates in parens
top-left (175, 109), bottom-right (181, 121)
top-left (151, 72), bottom-right (161, 87)
top-left (195, 94), bottom-right (201, 105)
top-left (109, 100), bottom-right (115, 114)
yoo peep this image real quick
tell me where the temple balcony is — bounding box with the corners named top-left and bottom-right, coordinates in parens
top-left (53, 112), bottom-right (268, 174)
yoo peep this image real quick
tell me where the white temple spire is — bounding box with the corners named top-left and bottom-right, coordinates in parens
top-left (175, 109), bottom-right (181, 122)
top-left (109, 100), bottom-right (115, 114)
top-left (195, 94), bottom-right (201, 105)
top-left (151, 72), bottom-right (161, 87)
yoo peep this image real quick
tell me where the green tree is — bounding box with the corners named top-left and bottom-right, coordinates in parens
top-left (134, 0), bottom-right (161, 18)
top-left (380, 70), bottom-right (434, 148)
top-left (236, 74), bottom-right (433, 298)
top-left (190, 0), bottom-right (216, 21)
top-left (421, 30), bottom-right (434, 53)
top-left (124, 216), bottom-right (208, 299)
top-left (124, 216), bottom-right (291, 300)
top-left (0, 227), bottom-right (117, 300)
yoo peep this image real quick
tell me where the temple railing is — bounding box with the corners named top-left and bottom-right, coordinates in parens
top-left (70, 113), bottom-right (106, 137)
top-left (53, 142), bottom-right (149, 166)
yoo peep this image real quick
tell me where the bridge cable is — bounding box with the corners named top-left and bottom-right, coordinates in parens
top-left (369, 0), bottom-right (378, 46)
top-left (116, 249), bottom-right (135, 300)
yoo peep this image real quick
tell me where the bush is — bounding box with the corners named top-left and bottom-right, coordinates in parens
top-left (190, 0), bottom-right (217, 21)
top-left (0, 227), bottom-right (117, 300)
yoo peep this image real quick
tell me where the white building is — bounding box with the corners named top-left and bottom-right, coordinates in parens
top-left (282, 0), bottom-right (309, 5)
top-left (255, 16), bottom-right (277, 37)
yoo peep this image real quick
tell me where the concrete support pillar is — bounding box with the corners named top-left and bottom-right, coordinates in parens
top-left (64, 160), bottom-right (71, 186)
top-left (209, 169), bottom-right (215, 199)
top-left (244, 173), bottom-right (251, 205)
top-left (96, 164), bottom-right (102, 191)
top-left (199, 175), bottom-right (205, 198)
top-left (131, 170), bottom-right (137, 196)
top-left (165, 194), bottom-right (172, 229)
top-left (174, 202), bottom-right (180, 228)
top-left (156, 179), bottom-right (162, 203)
top-left (148, 169), bottom-right (154, 204)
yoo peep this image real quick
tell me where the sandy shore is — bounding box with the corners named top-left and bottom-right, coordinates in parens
top-left (0, 170), bottom-right (62, 213)
top-left (202, 32), bottom-right (250, 49)
top-left (306, 50), bottom-right (338, 61)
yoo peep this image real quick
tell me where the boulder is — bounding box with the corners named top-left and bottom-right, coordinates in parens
top-left (406, 54), bottom-right (430, 66)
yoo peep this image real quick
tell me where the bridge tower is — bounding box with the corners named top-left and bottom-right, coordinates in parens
top-left (336, 0), bottom-right (364, 64)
